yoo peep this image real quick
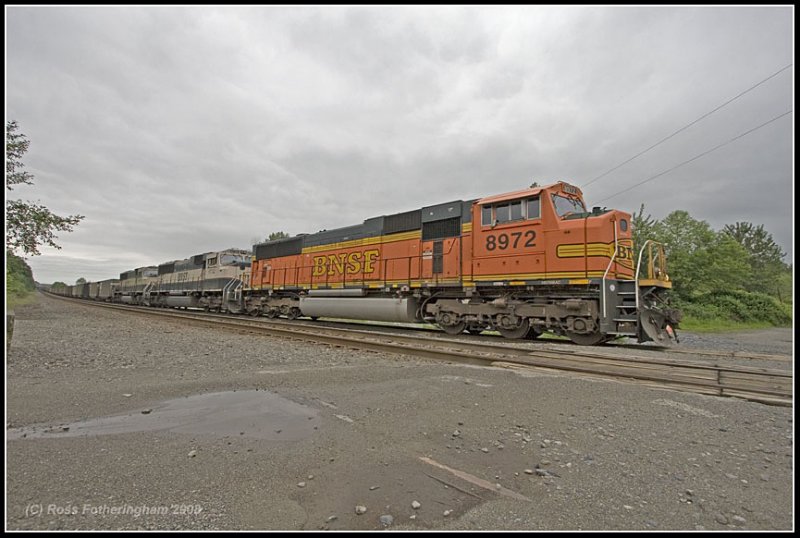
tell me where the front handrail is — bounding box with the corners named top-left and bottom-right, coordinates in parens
top-left (634, 240), bottom-right (669, 310)
top-left (634, 240), bottom-right (655, 311)
top-left (636, 240), bottom-right (669, 279)
top-left (635, 240), bottom-right (654, 283)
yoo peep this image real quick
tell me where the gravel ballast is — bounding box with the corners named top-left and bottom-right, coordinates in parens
top-left (6, 294), bottom-right (794, 530)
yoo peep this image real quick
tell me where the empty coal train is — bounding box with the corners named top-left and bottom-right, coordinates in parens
top-left (52, 181), bottom-right (681, 345)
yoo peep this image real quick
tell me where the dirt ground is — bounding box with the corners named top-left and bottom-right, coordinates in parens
top-left (5, 295), bottom-right (795, 530)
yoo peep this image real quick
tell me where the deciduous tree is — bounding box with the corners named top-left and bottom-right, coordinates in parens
top-left (6, 121), bottom-right (84, 256)
top-left (651, 211), bottom-right (751, 299)
top-left (723, 222), bottom-right (788, 296)
top-left (268, 231), bottom-right (290, 241)
top-left (631, 204), bottom-right (657, 256)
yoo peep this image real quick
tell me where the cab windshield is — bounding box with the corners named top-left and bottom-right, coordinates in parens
top-left (551, 194), bottom-right (586, 217)
top-left (221, 254), bottom-right (246, 266)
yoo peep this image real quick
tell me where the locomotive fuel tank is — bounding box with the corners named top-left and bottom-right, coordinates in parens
top-left (299, 297), bottom-right (419, 323)
top-left (164, 296), bottom-right (200, 308)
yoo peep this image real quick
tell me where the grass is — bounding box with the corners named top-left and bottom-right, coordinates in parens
top-left (7, 290), bottom-right (38, 312)
top-left (678, 316), bottom-right (785, 333)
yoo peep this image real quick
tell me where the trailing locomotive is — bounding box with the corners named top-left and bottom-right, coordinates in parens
top-left (53, 181), bottom-right (681, 345)
top-left (115, 249), bottom-right (251, 311)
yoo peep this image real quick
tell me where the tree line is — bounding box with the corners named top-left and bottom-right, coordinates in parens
top-left (632, 206), bottom-right (791, 326)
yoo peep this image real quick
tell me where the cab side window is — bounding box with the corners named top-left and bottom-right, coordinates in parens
top-left (481, 205), bottom-right (492, 226)
top-left (526, 197), bottom-right (540, 219)
top-left (495, 204), bottom-right (511, 223)
top-left (482, 199), bottom-right (534, 226)
top-left (510, 201), bottom-right (523, 221)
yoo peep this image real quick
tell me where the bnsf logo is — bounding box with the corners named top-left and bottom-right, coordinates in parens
top-left (312, 249), bottom-right (380, 277)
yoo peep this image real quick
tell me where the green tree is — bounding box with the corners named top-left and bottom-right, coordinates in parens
top-left (652, 210), bottom-right (717, 258)
top-left (7, 252), bottom-right (36, 299)
top-left (723, 222), bottom-right (786, 263)
top-left (75, 277), bottom-right (87, 285)
top-left (268, 231), bottom-right (290, 241)
top-left (51, 281), bottom-right (68, 289)
top-left (722, 222), bottom-right (788, 297)
top-left (774, 267), bottom-right (793, 305)
top-left (631, 204), bottom-right (658, 258)
top-left (651, 211), bottom-right (751, 299)
top-left (6, 121), bottom-right (84, 256)
top-left (628, 209), bottom-right (789, 326)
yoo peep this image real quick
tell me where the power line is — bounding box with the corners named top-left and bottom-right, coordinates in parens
top-left (594, 110), bottom-right (793, 205)
top-left (581, 63), bottom-right (793, 188)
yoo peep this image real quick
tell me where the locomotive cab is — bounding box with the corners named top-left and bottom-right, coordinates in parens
top-left (470, 181), bottom-right (634, 284)
top-left (464, 181), bottom-right (678, 344)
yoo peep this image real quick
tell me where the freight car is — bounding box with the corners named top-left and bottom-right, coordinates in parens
top-left (97, 278), bottom-right (119, 301)
top-left (88, 281), bottom-right (100, 299)
top-left (73, 282), bottom-right (89, 299)
top-left (245, 181), bottom-right (681, 345)
top-left (51, 280), bottom-right (115, 300)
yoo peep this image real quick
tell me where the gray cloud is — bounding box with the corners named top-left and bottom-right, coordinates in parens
top-left (6, 6), bottom-right (793, 284)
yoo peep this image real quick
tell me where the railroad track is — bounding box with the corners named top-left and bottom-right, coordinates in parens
top-left (45, 293), bottom-right (791, 363)
top-left (49, 295), bottom-right (793, 407)
top-left (259, 316), bottom-right (794, 363)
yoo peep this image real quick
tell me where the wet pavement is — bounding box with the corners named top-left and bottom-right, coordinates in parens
top-left (8, 390), bottom-right (320, 441)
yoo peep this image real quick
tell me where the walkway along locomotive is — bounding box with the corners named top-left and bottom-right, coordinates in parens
top-left (59, 181), bottom-right (682, 345)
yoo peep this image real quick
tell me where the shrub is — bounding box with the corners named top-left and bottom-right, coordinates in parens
top-left (685, 290), bottom-right (792, 326)
top-left (6, 251), bottom-right (35, 303)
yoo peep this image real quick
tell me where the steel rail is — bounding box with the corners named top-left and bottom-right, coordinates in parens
top-left (49, 294), bottom-right (792, 406)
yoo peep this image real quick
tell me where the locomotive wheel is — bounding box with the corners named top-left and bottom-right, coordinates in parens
top-left (266, 309), bottom-right (279, 318)
top-left (286, 307), bottom-right (301, 320)
top-left (526, 326), bottom-right (544, 340)
top-left (497, 318), bottom-right (531, 339)
top-left (440, 321), bottom-right (467, 335)
top-left (567, 331), bottom-right (607, 346)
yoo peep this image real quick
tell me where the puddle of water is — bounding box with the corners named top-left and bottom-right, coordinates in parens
top-left (8, 390), bottom-right (319, 441)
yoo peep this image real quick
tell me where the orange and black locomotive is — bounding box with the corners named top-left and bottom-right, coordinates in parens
top-left (246, 180), bottom-right (680, 345)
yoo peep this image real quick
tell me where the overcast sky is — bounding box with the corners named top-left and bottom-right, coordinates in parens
top-left (6, 6), bottom-right (794, 284)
